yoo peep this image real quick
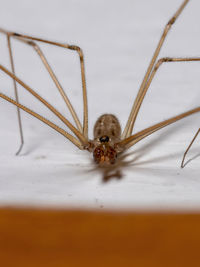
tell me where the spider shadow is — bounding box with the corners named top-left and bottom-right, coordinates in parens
top-left (181, 151), bottom-right (200, 168)
top-left (17, 130), bottom-right (52, 156)
top-left (85, 153), bottom-right (136, 183)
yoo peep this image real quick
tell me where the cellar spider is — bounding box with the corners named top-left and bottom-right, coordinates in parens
top-left (181, 129), bottom-right (200, 168)
top-left (0, 0), bottom-right (200, 172)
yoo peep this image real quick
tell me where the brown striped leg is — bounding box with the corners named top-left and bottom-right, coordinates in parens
top-left (122, 0), bottom-right (189, 139)
top-left (181, 128), bottom-right (200, 168)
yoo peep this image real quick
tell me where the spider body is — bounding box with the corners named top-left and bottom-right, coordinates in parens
top-left (90, 114), bottom-right (121, 165)
top-left (0, 0), bottom-right (200, 170)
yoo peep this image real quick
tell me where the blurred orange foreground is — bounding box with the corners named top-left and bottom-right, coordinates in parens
top-left (0, 208), bottom-right (200, 267)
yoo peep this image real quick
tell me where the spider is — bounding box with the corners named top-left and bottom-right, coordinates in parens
top-left (0, 0), bottom-right (199, 168)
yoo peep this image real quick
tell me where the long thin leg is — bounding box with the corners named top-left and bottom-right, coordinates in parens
top-left (0, 93), bottom-right (83, 149)
top-left (0, 64), bottom-right (88, 146)
top-left (7, 35), bottom-right (24, 155)
top-left (122, 57), bottom-right (200, 139)
top-left (117, 107), bottom-right (200, 150)
top-left (0, 29), bottom-right (84, 134)
top-left (10, 33), bottom-right (82, 132)
top-left (181, 128), bottom-right (200, 168)
top-left (20, 37), bottom-right (83, 132)
top-left (122, 0), bottom-right (189, 139)
top-left (0, 28), bottom-right (88, 139)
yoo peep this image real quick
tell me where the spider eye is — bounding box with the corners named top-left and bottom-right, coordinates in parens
top-left (100, 136), bottom-right (109, 143)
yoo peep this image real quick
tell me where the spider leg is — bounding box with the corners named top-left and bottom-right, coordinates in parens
top-left (0, 64), bottom-right (88, 146)
top-left (181, 128), bottom-right (200, 168)
top-left (0, 28), bottom-right (88, 138)
top-left (6, 35), bottom-right (24, 155)
top-left (117, 106), bottom-right (200, 150)
top-left (0, 93), bottom-right (83, 149)
top-left (123, 56), bottom-right (200, 138)
top-left (19, 37), bottom-right (82, 131)
top-left (122, 0), bottom-right (189, 139)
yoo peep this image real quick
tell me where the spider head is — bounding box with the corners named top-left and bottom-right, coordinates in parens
top-left (93, 143), bottom-right (117, 165)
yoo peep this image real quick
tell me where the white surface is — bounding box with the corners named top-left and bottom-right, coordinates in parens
top-left (0, 0), bottom-right (200, 210)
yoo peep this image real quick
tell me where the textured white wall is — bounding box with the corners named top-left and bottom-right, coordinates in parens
top-left (0, 0), bottom-right (200, 209)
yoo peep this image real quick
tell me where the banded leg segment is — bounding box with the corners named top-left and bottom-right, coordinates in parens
top-left (181, 128), bottom-right (200, 168)
top-left (122, 0), bottom-right (189, 139)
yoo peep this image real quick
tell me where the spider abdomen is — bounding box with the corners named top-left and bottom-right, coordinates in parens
top-left (93, 114), bottom-right (121, 143)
